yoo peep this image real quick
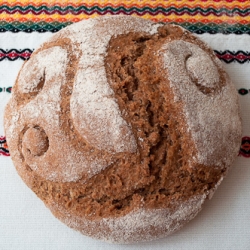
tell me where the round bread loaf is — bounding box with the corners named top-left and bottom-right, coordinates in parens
top-left (4, 16), bottom-right (242, 243)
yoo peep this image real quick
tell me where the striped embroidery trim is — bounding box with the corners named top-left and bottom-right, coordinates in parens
top-left (2, 0), bottom-right (250, 5)
top-left (0, 49), bottom-right (32, 61)
top-left (238, 88), bottom-right (250, 95)
top-left (215, 50), bottom-right (250, 63)
top-left (0, 136), bottom-right (10, 156)
top-left (1, 1), bottom-right (250, 8)
top-left (0, 86), bottom-right (12, 93)
top-left (0, 6), bottom-right (250, 17)
top-left (0, 21), bottom-right (250, 34)
top-left (239, 137), bottom-right (250, 158)
top-left (1, 49), bottom-right (249, 63)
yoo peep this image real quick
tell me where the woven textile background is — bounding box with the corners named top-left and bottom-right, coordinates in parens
top-left (0, 1), bottom-right (250, 250)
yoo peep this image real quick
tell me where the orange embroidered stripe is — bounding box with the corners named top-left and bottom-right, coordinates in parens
top-left (0, 13), bottom-right (249, 24)
top-left (2, 0), bottom-right (250, 7)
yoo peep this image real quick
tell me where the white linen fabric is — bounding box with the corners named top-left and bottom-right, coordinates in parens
top-left (0, 31), bottom-right (249, 250)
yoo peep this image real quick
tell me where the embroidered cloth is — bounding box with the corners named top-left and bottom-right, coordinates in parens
top-left (0, 1), bottom-right (249, 249)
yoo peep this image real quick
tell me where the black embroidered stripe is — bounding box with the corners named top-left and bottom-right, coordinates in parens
top-left (239, 136), bottom-right (250, 158)
top-left (0, 138), bottom-right (7, 144)
top-left (0, 48), bottom-right (32, 61)
top-left (0, 147), bottom-right (9, 153)
top-left (238, 88), bottom-right (249, 95)
top-left (0, 87), bottom-right (12, 93)
top-left (215, 50), bottom-right (250, 64)
top-left (0, 21), bottom-right (250, 35)
top-left (0, 136), bottom-right (9, 156)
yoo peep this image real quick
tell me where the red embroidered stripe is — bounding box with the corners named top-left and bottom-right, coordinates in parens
top-left (0, 49), bottom-right (32, 61)
top-left (0, 136), bottom-right (10, 156)
top-left (215, 50), bottom-right (250, 63)
top-left (239, 137), bottom-right (250, 158)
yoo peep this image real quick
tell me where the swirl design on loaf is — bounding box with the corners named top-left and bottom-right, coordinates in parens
top-left (4, 16), bottom-right (242, 243)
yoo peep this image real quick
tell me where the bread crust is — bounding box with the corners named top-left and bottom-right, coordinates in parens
top-left (4, 16), bottom-right (242, 243)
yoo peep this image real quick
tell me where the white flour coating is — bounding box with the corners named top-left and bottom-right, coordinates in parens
top-left (50, 194), bottom-right (206, 244)
top-left (18, 57), bottom-right (45, 94)
top-left (7, 47), bottom-right (113, 182)
top-left (71, 66), bottom-right (137, 153)
top-left (186, 48), bottom-right (220, 88)
top-left (5, 16), bottom-right (165, 183)
top-left (160, 40), bottom-right (241, 167)
top-left (4, 16), bottom-right (242, 244)
top-left (206, 175), bottom-right (224, 200)
top-left (64, 16), bottom-right (162, 153)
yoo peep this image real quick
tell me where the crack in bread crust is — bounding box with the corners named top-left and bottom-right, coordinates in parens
top-left (4, 16), bottom-right (241, 244)
top-left (29, 26), bottom-right (225, 220)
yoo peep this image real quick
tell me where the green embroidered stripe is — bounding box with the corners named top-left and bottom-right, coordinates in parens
top-left (0, 21), bottom-right (250, 34)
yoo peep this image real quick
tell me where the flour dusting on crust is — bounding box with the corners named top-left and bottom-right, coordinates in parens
top-left (6, 16), bottom-right (165, 182)
top-left (4, 16), bottom-right (242, 244)
top-left (6, 47), bottom-right (114, 182)
top-left (71, 65), bottom-right (137, 153)
top-left (64, 16), bottom-right (162, 153)
top-left (160, 40), bottom-right (241, 167)
top-left (49, 194), bottom-right (206, 244)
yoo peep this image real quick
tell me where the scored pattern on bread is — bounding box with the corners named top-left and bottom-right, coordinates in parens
top-left (4, 16), bottom-right (242, 243)
top-left (160, 39), bottom-right (240, 167)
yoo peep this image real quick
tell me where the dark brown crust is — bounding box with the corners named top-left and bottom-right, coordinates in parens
top-left (16, 25), bottom-right (225, 220)
top-left (4, 16), bottom-right (241, 244)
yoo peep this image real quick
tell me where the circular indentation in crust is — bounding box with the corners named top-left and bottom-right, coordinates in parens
top-left (166, 40), bottom-right (221, 95)
top-left (22, 126), bottom-right (49, 156)
top-left (185, 50), bottom-right (220, 94)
